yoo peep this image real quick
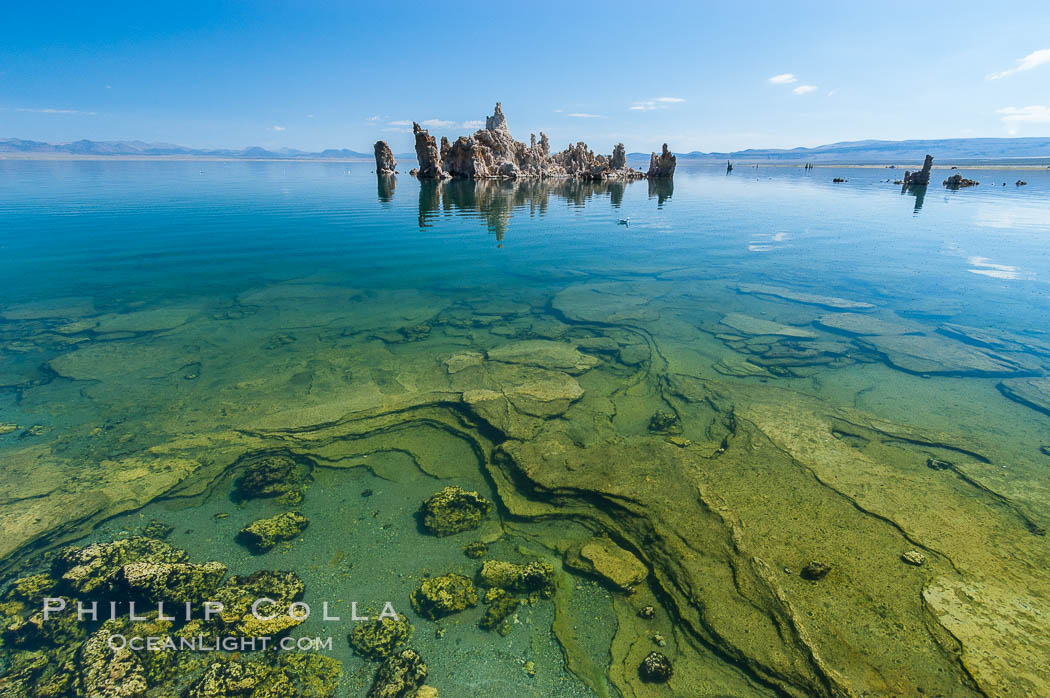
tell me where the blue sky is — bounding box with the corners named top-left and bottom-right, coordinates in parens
top-left (1, 1), bottom-right (1048, 153)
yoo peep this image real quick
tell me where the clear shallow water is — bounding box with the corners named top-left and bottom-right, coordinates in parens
top-left (1, 160), bottom-right (1050, 697)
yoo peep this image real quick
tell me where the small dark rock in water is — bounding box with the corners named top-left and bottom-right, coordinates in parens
top-left (901, 550), bottom-right (926, 566)
top-left (361, 489), bottom-right (374, 497)
top-left (140, 519), bottom-right (174, 539)
top-left (800, 561), bottom-right (831, 581)
top-left (639, 651), bottom-right (673, 683)
top-left (638, 605), bottom-right (656, 620)
top-left (648, 410), bottom-right (682, 435)
top-left (943, 173), bottom-right (978, 188)
top-left (463, 542), bottom-right (488, 559)
top-left (1040, 446), bottom-right (1050, 457)
top-left (926, 457), bottom-right (953, 471)
top-left (832, 177), bottom-right (847, 183)
top-left (1017, 180), bottom-right (1028, 186)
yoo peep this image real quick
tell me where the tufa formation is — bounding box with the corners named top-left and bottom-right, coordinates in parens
top-left (399, 102), bottom-right (672, 182)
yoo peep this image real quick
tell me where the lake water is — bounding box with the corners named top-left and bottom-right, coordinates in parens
top-left (1, 160), bottom-right (1049, 697)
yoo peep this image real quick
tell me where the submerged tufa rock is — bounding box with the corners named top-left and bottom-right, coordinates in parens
top-left (349, 613), bottom-right (414, 659)
top-left (234, 451), bottom-right (311, 504)
top-left (374, 141), bottom-right (397, 176)
top-left (368, 649), bottom-right (428, 698)
top-left (410, 574), bottom-right (478, 619)
top-left (478, 559), bottom-right (555, 597)
top-left (419, 486), bottom-right (494, 536)
top-left (944, 173), bottom-right (978, 188)
top-left (236, 511), bottom-right (309, 553)
top-left (639, 651), bottom-right (673, 682)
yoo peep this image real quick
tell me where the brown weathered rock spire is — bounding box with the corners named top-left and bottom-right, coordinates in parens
top-left (373, 140), bottom-right (396, 176)
top-left (412, 122), bottom-right (444, 179)
top-left (647, 144), bottom-right (676, 178)
top-left (903, 154), bottom-right (933, 186)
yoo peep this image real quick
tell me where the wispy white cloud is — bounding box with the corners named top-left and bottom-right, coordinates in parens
top-left (988, 49), bottom-right (1050, 80)
top-left (389, 120), bottom-right (412, 127)
top-left (421, 118), bottom-right (455, 128)
top-left (366, 115), bottom-right (381, 121)
top-left (382, 127), bottom-right (412, 134)
top-left (996, 105), bottom-right (1050, 134)
top-left (270, 125), bottom-right (285, 131)
top-left (793, 85), bottom-right (818, 95)
top-left (553, 109), bottom-right (564, 113)
top-left (9, 107), bottom-right (97, 115)
top-left (769, 73), bottom-right (797, 84)
top-left (461, 120), bottom-right (484, 129)
top-left (827, 89), bottom-right (838, 97)
top-left (629, 97), bottom-right (685, 112)
top-left (568, 112), bottom-right (602, 118)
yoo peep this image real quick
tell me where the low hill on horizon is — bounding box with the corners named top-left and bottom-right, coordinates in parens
top-left (4, 136), bottom-right (1049, 163)
top-left (631, 137), bottom-right (1050, 163)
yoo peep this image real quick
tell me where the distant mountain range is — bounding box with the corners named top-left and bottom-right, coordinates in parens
top-left (641, 137), bottom-right (1050, 163)
top-left (0, 138), bottom-right (370, 160)
top-left (3, 136), bottom-right (1049, 163)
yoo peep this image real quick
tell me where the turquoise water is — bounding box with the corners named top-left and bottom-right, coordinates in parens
top-left (2, 160), bottom-right (1050, 697)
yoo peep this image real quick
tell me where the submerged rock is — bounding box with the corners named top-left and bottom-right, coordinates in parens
top-left (234, 451), bottom-right (311, 503)
top-left (349, 613), bottom-right (414, 659)
top-left (212, 570), bottom-right (306, 637)
top-left (236, 511), bottom-right (309, 553)
top-left (368, 649), bottom-right (428, 698)
top-left (478, 560), bottom-right (555, 598)
top-left (647, 410), bottom-right (682, 435)
top-left (410, 574), bottom-right (478, 619)
top-left (638, 605), bottom-right (656, 620)
top-left (374, 140), bottom-right (397, 176)
top-left (114, 559), bottom-right (227, 603)
top-left (419, 486), bottom-right (494, 537)
top-left (564, 537), bottom-right (648, 592)
top-left (901, 550), bottom-right (926, 566)
top-left (53, 536), bottom-right (188, 594)
top-left (800, 561), bottom-right (831, 581)
top-left (998, 377), bottom-right (1050, 418)
top-left (639, 651), bottom-right (673, 682)
top-left (463, 542), bottom-right (488, 559)
top-left (478, 588), bottom-right (519, 635)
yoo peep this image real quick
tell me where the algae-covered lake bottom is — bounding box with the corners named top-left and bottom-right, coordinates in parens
top-left (1, 160), bottom-right (1049, 697)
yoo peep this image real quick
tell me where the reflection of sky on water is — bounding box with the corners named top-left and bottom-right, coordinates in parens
top-left (967, 256), bottom-right (1034, 280)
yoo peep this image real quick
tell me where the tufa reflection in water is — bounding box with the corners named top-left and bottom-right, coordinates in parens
top-left (900, 181), bottom-right (927, 213)
top-left (413, 177), bottom-right (640, 242)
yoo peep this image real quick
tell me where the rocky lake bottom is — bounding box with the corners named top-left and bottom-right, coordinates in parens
top-left (1, 160), bottom-right (1049, 697)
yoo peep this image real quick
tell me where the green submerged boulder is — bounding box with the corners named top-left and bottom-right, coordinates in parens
top-left (419, 486), bottom-right (494, 537)
top-left (478, 560), bottom-right (555, 598)
top-left (234, 452), bottom-right (311, 504)
top-left (114, 560), bottom-right (228, 604)
top-left (349, 613), bottom-right (413, 659)
top-left (479, 588), bottom-right (519, 636)
top-left (52, 536), bottom-right (189, 594)
top-left (212, 570), bottom-right (306, 638)
top-left (409, 574), bottom-right (478, 620)
top-left (236, 512), bottom-right (309, 553)
top-left (367, 649), bottom-right (428, 698)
